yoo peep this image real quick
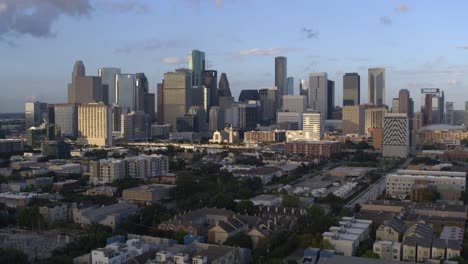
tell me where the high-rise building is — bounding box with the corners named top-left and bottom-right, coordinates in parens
top-left (327, 80), bottom-right (335, 120)
top-left (144, 93), bottom-right (155, 123)
top-left (368, 68), bottom-right (385, 106)
top-left (238, 102), bottom-right (258, 131)
top-left (282, 95), bottom-right (307, 113)
top-left (121, 111), bottom-right (149, 141)
top-left (46, 104), bottom-right (55, 124)
top-left (162, 69), bottom-right (192, 129)
top-left (465, 101), bottom-right (468, 112)
top-left (98, 67), bottom-right (121, 105)
top-left (25, 101), bottom-right (48, 129)
top-left (68, 61), bottom-right (103, 105)
top-left (302, 111), bottom-right (323, 140)
top-left (343, 73), bottom-right (360, 106)
top-left (202, 70), bottom-right (218, 107)
top-left (445, 102), bottom-right (454, 125)
top-left (259, 87), bottom-right (277, 123)
top-left (54, 103), bottom-right (78, 138)
top-left (365, 107), bottom-right (387, 135)
top-left (277, 112), bottom-right (302, 130)
top-left (157, 83), bottom-right (164, 124)
top-left (382, 113), bottom-right (409, 158)
top-left (188, 106), bottom-right (206, 132)
top-left (189, 50), bottom-right (206, 87)
top-left (287, 77), bottom-right (294, 95)
top-left (421, 88), bottom-right (444, 125)
top-left (308, 73), bottom-right (328, 119)
top-left (77, 103), bottom-right (112, 147)
top-left (116, 74), bottom-right (136, 112)
top-left (342, 105), bottom-right (365, 135)
top-left (398, 89), bottom-right (410, 116)
top-left (413, 112), bottom-right (424, 131)
top-left (209, 106), bottom-right (225, 132)
top-left (239, 90), bottom-right (260, 102)
top-left (299, 79), bottom-right (309, 108)
top-left (275, 57), bottom-right (287, 101)
top-left (191, 86), bottom-right (211, 114)
top-left (135, 73), bottom-right (148, 112)
top-left (218, 73), bottom-right (234, 110)
top-left (391, 98), bottom-right (399, 113)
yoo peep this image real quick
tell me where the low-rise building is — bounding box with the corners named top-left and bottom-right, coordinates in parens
top-left (92, 238), bottom-right (150, 264)
top-left (231, 166), bottom-right (282, 184)
top-left (0, 192), bottom-right (47, 208)
top-left (90, 158), bottom-right (124, 185)
top-left (376, 217), bottom-right (405, 242)
top-left (243, 130), bottom-right (286, 144)
top-left (39, 203), bottom-right (70, 223)
top-left (122, 184), bottom-right (175, 204)
top-left (373, 240), bottom-right (402, 261)
top-left (284, 140), bottom-right (341, 159)
top-left (250, 194), bottom-right (282, 207)
top-left (207, 216), bottom-right (249, 244)
top-left (52, 179), bottom-right (80, 192)
top-left (85, 186), bottom-right (118, 197)
top-left (322, 217), bottom-right (372, 256)
top-left (72, 202), bottom-right (138, 229)
top-left (48, 163), bottom-right (81, 176)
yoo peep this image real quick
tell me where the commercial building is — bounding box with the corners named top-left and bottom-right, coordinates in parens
top-left (386, 170), bottom-right (466, 199)
top-left (382, 113), bottom-right (409, 158)
top-left (414, 125), bottom-right (468, 146)
top-left (67, 62), bottom-right (103, 105)
top-left (189, 50), bottom-right (206, 87)
top-left (302, 112), bottom-right (323, 140)
top-left (259, 87), bottom-right (277, 122)
top-left (368, 68), bottom-right (385, 106)
top-left (41, 140), bottom-right (70, 159)
top-left (122, 184), bottom-right (175, 204)
top-left (209, 106), bottom-right (225, 132)
top-left (25, 101), bottom-right (48, 129)
top-left (77, 103), bottom-right (113, 147)
top-left (287, 76), bottom-right (294, 95)
top-left (327, 80), bottom-right (335, 119)
top-left (282, 95), bottom-right (307, 113)
top-left (364, 107), bottom-right (387, 135)
top-left (150, 124), bottom-right (171, 139)
top-left (162, 69), bottom-right (192, 129)
top-left (98, 67), bottom-right (121, 104)
top-left (343, 73), bottom-right (360, 106)
top-left (284, 140), bottom-right (341, 159)
top-left (243, 130), bottom-right (286, 144)
top-left (342, 105), bottom-right (365, 135)
top-left (277, 112), bottom-right (302, 129)
top-left (308, 72), bottom-right (328, 119)
top-left (238, 102), bottom-right (258, 131)
top-left (0, 139), bottom-right (23, 154)
top-left (275, 56), bottom-right (287, 102)
top-left (54, 103), bottom-right (78, 138)
top-left (322, 217), bottom-right (372, 256)
top-left (202, 70), bottom-right (218, 108)
top-left (421, 88), bottom-right (445, 125)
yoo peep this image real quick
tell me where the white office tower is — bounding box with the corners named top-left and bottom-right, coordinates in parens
top-left (382, 113), bottom-right (409, 158)
top-left (77, 103), bottom-right (113, 147)
top-left (302, 111), bottom-right (323, 140)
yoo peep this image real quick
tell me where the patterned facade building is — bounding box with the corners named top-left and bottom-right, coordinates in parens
top-left (382, 113), bottom-right (409, 158)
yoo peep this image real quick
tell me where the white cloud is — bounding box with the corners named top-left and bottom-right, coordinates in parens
top-left (395, 4), bottom-right (408, 13)
top-left (161, 57), bottom-right (188, 65)
top-left (447, 80), bottom-right (463, 86)
top-left (456, 45), bottom-right (468, 50)
top-left (238, 48), bottom-right (294, 57)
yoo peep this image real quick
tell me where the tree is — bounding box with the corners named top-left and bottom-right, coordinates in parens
top-left (0, 248), bottom-right (29, 264)
top-left (362, 250), bottom-right (380, 259)
top-left (281, 194), bottom-right (301, 208)
top-left (224, 233), bottom-right (253, 249)
top-left (235, 200), bottom-right (258, 215)
top-left (18, 206), bottom-right (45, 229)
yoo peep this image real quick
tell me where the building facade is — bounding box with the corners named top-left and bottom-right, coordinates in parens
top-left (368, 68), bottom-right (385, 106)
top-left (382, 113), bottom-right (409, 158)
top-left (342, 105), bottom-right (365, 135)
top-left (308, 73), bottom-right (328, 119)
top-left (77, 103), bottom-right (112, 147)
top-left (343, 73), bottom-right (360, 106)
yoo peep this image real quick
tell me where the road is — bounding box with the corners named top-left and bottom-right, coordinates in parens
top-left (346, 157), bottom-right (413, 208)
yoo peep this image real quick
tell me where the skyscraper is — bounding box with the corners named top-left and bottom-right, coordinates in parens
top-left (327, 80), bottom-right (335, 120)
top-left (238, 102), bottom-right (258, 131)
top-left (275, 57), bottom-right (287, 103)
top-left (391, 98), bottom-right (399, 113)
top-left (77, 103), bottom-right (112, 147)
top-left (308, 72), bottom-right (328, 119)
top-left (343, 73), bottom-right (360, 106)
top-left (259, 87), bottom-right (278, 123)
top-left (202, 70), bottom-right (218, 107)
top-left (25, 101), bottom-right (48, 128)
top-left (421, 88), bottom-right (444, 125)
top-left (364, 107), bottom-right (387, 134)
top-left (302, 112), bottom-right (323, 140)
top-left (68, 61), bottom-right (103, 105)
top-left (135, 73), bottom-right (148, 112)
top-left (382, 113), bottom-right (409, 158)
top-left (239, 90), bottom-right (260, 102)
top-left (368, 68), bottom-right (385, 106)
top-left (398, 89), bottom-right (410, 116)
top-left (189, 50), bottom-right (206, 87)
top-left (287, 77), bottom-right (294, 95)
top-left (445, 102), bottom-right (454, 125)
top-left (162, 69), bottom-right (192, 129)
top-left (209, 106), bottom-right (225, 132)
top-left (218, 72), bottom-right (234, 110)
top-left (54, 103), bottom-right (78, 138)
top-left (116, 74), bottom-right (136, 112)
top-left (299, 79), bottom-right (309, 107)
top-left (282, 95), bottom-right (307, 113)
top-left (157, 83), bottom-right (164, 125)
top-left (98, 67), bottom-right (121, 105)
top-left (342, 105), bottom-right (365, 135)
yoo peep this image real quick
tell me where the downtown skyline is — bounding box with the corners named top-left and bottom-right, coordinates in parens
top-left (1, 0), bottom-right (468, 112)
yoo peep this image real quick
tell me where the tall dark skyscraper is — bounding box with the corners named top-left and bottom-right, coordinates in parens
top-left (218, 73), bottom-right (231, 97)
top-left (157, 83), bottom-right (164, 125)
top-left (202, 70), bottom-right (218, 107)
top-left (343, 73), bottom-right (360, 106)
top-left (98, 67), bottom-right (121, 105)
top-left (135, 73), bottom-right (148, 112)
top-left (239, 90), bottom-right (260, 102)
top-left (189, 50), bottom-right (206, 87)
top-left (368, 68), bottom-right (385, 106)
top-left (72, 60), bottom-right (85, 80)
top-left (327, 80), bottom-right (335, 120)
top-left (275, 56), bottom-right (287, 104)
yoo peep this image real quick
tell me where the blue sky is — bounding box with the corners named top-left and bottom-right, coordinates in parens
top-left (1, 0), bottom-right (468, 112)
